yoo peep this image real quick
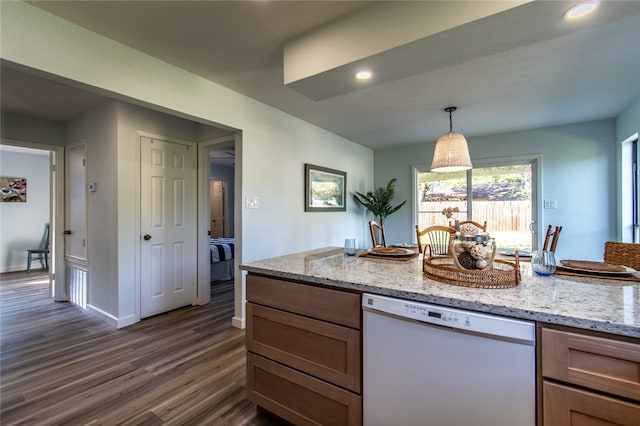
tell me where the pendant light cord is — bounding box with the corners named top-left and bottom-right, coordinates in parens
top-left (445, 106), bottom-right (457, 132)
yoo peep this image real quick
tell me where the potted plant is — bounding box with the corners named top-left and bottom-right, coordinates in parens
top-left (354, 178), bottom-right (406, 224)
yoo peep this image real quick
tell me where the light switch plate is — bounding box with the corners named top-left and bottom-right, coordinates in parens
top-left (246, 196), bottom-right (260, 209)
top-left (544, 200), bottom-right (557, 209)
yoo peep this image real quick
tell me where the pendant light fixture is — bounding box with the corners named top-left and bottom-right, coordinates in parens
top-left (430, 106), bottom-right (472, 172)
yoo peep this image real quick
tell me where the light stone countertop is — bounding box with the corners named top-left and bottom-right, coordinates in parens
top-left (240, 247), bottom-right (640, 339)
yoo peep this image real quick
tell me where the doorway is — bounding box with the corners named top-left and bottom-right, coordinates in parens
top-left (208, 140), bottom-right (235, 235)
top-left (207, 138), bottom-right (236, 285)
top-left (139, 135), bottom-right (197, 318)
top-left (198, 134), bottom-right (243, 327)
top-left (0, 141), bottom-right (66, 300)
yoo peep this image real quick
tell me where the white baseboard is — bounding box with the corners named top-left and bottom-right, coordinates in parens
top-left (116, 314), bottom-right (138, 329)
top-left (86, 304), bottom-right (140, 328)
top-left (86, 304), bottom-right (119, 328)
top-left (232, 316), bottom-right (245, 329)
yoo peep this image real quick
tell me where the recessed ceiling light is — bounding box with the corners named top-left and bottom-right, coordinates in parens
top-left (564, 1), bottom-right (598, 19)
top-left (355, 70), bottom-right (372, 80)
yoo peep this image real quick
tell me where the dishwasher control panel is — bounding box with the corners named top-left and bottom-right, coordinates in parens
top-left (362, 293), bottom-right (535, 343)
top-left (404, 302), bottom-right (469, 326)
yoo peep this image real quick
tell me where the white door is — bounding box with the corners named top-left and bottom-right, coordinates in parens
top-left (140, 136), bottom-right (196, 318)
top-left (65, 143), bottom-right (87, 264)
top-left (210, 179), bottom-right (225, 238)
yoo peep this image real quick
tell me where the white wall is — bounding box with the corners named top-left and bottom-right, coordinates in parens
top-left (1, 2), bottom-right (373, 325)
top-left (617, 96), bottom-right (640, 143)
top-left (375, 119), bottom-right (618, 261)
top-left (0, 148), bottom-right (50, 272)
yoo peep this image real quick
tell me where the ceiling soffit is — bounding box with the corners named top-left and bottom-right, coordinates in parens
top-left (283, 0), bottom-right (636, 101)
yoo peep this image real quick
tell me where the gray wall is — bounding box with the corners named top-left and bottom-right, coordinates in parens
top-left (1, 111), bottom-right (67, 146)
top-left (617, 96), bottom-right (640, 143)
top-left (67, 102), bottom-right (119, 314)
top-left (374, 119), bottom-right (618, 261)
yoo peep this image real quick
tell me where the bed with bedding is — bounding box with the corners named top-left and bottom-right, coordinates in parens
top-left (210, 237), bottom-right (235, 281)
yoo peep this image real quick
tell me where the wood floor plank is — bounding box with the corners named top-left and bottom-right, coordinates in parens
top-left (0, 273), bottom-right (285, 425)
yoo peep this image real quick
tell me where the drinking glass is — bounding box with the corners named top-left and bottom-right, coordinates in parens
top-left (344, 238), bottom-right (358, 256)
top-left (531, 250), bottom-right (556, 276)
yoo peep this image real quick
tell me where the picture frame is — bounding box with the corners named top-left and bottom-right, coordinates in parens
top-left (304, 164), bottom-right (346, 212)
top-left (0, 177), bottom-right (27, 203)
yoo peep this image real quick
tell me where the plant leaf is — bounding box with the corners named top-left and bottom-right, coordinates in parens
top-left (352, 178), bottom-right (406, 223)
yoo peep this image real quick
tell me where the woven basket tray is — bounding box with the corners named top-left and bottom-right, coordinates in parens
top-left (423, 255), bottom-right (521, 289)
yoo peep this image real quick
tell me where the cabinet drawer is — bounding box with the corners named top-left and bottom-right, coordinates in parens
top-left (247, 353), bottom-right (362, 426)
top-left (247, 303), bottom-right (361, 392)
top-left (246, 274), bottom-right (361, 329)
top-left (543, 381), bottom-right (640, 425)
top-left (541, 327), bottom-right (640, 401)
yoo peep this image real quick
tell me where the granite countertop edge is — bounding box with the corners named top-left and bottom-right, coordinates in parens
top-left (240, 262), bottom-right (640, 339)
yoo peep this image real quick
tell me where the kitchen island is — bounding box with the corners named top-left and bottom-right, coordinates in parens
top-left (241, 247), bottom-right (639, 337)
top-left (240, 247), bottom-right (640, 425)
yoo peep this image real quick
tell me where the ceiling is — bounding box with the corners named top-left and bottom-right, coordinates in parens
top-left (2, 1), bottom-right (639, 151)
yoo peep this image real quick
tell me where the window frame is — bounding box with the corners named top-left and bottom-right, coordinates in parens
top-left (620, 133), bottom-right (639, 243)
top-left (413, 155), bottom-right (542, 248)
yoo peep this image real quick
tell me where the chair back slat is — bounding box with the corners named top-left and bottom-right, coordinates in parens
top-left (43, 223), bottom-right (50, 250)
top-left (416, 225), bottom-right (455, 255)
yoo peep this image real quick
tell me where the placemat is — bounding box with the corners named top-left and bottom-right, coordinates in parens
top-left (559, 259), bottom-right (627, 272)
top-left (359, 251), bottom-right (419, 262)
top-left (554, 268), bottom-right (640, 282)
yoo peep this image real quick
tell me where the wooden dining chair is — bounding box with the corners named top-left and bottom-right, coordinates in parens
top-left (541, 225), bottom-right (562, 252)
top-left (604, 241), bottom-right (640, 270)
top-left (415, 225), bottom-right (456, 255)
top-left (369, 221), bottom-right (387, 248)
top-left (26, 223), bottom-right (50, 272)
top-left (449, 220), bottom-right (487, 232)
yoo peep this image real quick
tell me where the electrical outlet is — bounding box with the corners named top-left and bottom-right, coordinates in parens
top-left (544, 200), bottom-right (557, 209)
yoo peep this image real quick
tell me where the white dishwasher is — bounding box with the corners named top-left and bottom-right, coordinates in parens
top-left (362, 293), bottom-right (536, 426)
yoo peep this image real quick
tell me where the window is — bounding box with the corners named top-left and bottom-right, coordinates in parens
top-left (634, 138), bottom-right (639, 243)
top-left (415, 159), bottom-right (537, 251)
top-left (621, 134), bottom-right (639, 242)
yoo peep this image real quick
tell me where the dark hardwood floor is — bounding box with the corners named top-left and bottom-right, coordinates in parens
top-left (0, 271), bottom-right (283, 425)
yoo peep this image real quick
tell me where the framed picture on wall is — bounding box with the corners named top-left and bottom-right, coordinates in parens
top-left (0, 177), bottom-right (27, 203)
top-left (305, 164), bottom-right (346, 212)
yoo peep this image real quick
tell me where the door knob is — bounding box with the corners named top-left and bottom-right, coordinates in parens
top-left (63, 230), bottom-right (72, 235)
top-left (143, 234), bottom-right (152, 241)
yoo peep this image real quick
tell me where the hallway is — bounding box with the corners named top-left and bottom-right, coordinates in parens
top-left (0, 271), bottom-right (282, 425)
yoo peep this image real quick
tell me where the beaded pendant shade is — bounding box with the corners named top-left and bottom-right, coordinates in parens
top-left (430, 107), bottom-right (472, 172)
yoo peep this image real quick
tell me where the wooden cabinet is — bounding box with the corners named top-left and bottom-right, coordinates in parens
top-left (246, 274), bottom-right (362, 425)
top-left (540, 325), bottom-right (640, 425)
top-left (543, 381), bottom-right (640, 425)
